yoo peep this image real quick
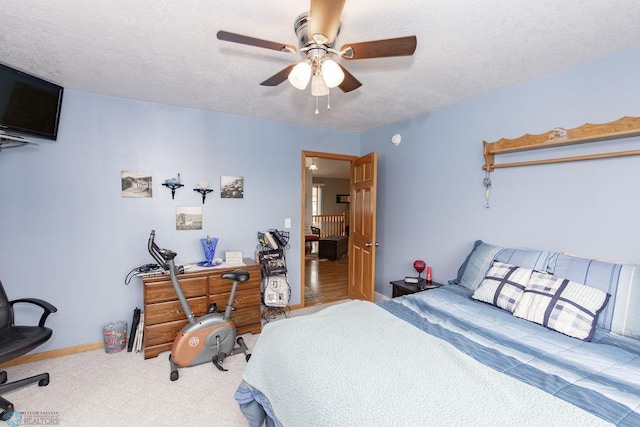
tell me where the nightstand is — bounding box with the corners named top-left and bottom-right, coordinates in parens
top-left (390, 279), bottom-right (443, 298)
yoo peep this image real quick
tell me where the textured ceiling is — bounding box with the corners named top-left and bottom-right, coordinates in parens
top-left (2, 1), bottom-right (640, 133)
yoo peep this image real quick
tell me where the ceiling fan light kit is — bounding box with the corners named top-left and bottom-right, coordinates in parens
top-left (288, 61), bottom-right (312, 90)
top-left (311, 74), bottom-right (330, 97)
top-left (320, 59), bottom-right (344, 88)
top-left (216, 0), bottom-right (417, 115)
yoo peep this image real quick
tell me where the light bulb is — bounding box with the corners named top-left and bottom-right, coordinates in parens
top-left (288, 61), bottom-right (311, 90)
top-left (311, 74), bottom-right (329, 97)
top-left (321, 59), bottom-right (345, 88)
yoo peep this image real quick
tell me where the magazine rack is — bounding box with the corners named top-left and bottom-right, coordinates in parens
top-left (257, 230), bottom-right (291, 321)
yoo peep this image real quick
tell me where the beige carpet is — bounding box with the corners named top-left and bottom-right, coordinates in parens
top-left (2, 301), bottom-right (349, 426)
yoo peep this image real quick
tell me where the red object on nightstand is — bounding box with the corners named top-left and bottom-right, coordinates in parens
top-left (413, 260), bottom-right (426, 278)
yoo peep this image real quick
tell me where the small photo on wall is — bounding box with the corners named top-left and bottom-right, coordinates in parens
top-left (176, 206), bottom-right (203, 230)
top-left (220, 176), bottom-right (244, 199)
top-left (121, 171), bottom-right (152, 198)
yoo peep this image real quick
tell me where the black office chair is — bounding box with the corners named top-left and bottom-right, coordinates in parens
top-left (0, 280), bottom-right (57, 420)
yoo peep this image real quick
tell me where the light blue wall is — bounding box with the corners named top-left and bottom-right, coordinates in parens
top-left (0, 91), bottom-right (359, 351)
top-left (363, 46), bottom-right (640, 297)
top-left (3, 45), bottom-right (639, 353)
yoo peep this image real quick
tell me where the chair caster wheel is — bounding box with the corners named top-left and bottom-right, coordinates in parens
top-left (0, 371), bottom-right (7, 384)
top-left (170, 371), bottom-right (179, 381)
top-left (38, 378), bottom-right (49, 386)
top-left (246, 354), bottom-right (251, 362)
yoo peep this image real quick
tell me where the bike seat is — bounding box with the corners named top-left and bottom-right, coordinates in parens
top-left (221, 270), bottom-right (250, 282)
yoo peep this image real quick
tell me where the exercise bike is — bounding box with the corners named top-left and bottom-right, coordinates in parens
top-left (147, 230), bottom-right (251, 381)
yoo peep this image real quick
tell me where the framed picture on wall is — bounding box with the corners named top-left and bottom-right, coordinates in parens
top-left (121, 171), bottom-right (152, 198)
top-left (176, 206), bottom-right (203, 230)
top-left (336, 194), bottom-right (350, 203)
top-left (220, 176), bottom-right (244, 199)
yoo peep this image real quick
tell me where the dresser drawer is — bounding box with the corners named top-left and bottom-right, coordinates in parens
top-left (231, 306), bottom-right (262, 329)
top-left (144, 276), bottom-right (207, 304)
top-left (144, 319), bottom-right (189, 347)
top-left (145, 297), bottom-right (208, 326)
top-left (209, 267), bottom-right (260, 294)
top-left (209, 289), bottom-right (261, 309)
top-left (144, 342), bottom-right (173, 359)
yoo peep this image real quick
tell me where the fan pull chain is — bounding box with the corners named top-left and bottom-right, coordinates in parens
top-left (327, 91), bottom-right (331, 110)
top-left (315, 96), bottom-right (319, 115)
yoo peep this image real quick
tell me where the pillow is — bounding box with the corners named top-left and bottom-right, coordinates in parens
top-left (513, 271), bottom-right (610, 341)
top-left (547, 253), bottom-right (640, 340)
top-left (450, 240), bottom-right (482, 287)
top-left (494, 247), bottom-right (552, 272)
top-left (472, 261), bottom-right (533, 312)
top-left (453, 240), bottom-right (503, 291)
top-left (451, 240), bottom-right (552, 292)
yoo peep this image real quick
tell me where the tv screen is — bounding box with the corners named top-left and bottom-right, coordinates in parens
top-left (0, 63), bottom-right (64, 140)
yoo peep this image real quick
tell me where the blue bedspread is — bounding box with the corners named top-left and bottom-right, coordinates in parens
top-left (378, 284), bottom-right (640, 426)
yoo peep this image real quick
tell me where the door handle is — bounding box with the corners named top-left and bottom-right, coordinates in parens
top-left (364, 242), bottom-right (380, 247)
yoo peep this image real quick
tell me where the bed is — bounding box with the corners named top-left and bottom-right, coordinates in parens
top-left (235, 241), bottom-right (640, 426)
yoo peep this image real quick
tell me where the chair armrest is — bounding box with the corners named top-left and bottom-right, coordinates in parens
top-left (10, 298), bottom-right (58, 327)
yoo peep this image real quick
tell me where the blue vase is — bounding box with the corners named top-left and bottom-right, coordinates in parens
top-left (198, 237), bottom-right (218, 267)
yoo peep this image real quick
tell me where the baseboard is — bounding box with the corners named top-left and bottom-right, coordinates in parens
top-left (289, 302), bottom-right (304, 310)
top-left (375, 291), bottom-right (390, 302)
top-left (0, 341), bottom-right (104, 368)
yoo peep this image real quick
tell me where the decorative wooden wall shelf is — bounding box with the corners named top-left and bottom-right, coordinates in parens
top-left (483, 116), bottom-right (640, 171)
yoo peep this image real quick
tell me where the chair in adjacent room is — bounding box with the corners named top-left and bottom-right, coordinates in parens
top-left (0, 280), bottom-right (57, 419)
top-left (305, 225), bottom-right (321, 253)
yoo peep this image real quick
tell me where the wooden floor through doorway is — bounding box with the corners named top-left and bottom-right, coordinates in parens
top-left (305, 252), bottom-right (348, 306)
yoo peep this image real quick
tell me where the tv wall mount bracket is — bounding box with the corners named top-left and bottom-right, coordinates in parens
top-left (0, 132), bottom-right (40, 151)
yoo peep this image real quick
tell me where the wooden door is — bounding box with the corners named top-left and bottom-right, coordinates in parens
top-left (348, 152), bottom-right (378, 301)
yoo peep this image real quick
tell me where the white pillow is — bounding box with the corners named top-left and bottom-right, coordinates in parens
top-left (513, 271), bottom-right (610, 341)
top-left (472, 261), bottom-right (533, 312)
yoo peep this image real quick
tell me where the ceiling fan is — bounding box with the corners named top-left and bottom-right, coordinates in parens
top-left (216, 0), bottom-right (417, 109)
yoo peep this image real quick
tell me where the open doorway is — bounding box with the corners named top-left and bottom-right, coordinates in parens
top-left (301, 151), bottom-right (357, 307)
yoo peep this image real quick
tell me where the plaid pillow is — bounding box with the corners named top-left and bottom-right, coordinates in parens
top-left (472, 261), bottom-right (532, 312)
top-left (513, 271), bottom-right (610, 341)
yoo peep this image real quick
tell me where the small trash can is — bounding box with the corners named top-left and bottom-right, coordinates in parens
top-left (102, 320), bottom-right (128, 354)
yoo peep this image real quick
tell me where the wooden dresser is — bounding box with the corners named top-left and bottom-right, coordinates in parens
top-left (141, 258), bottom-right (261, 359)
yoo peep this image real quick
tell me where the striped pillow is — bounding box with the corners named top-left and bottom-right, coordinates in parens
top-left (494, 248), bottom-right (552, 272)
top-left (513, 271), bottom-right (610, 341)
top-left (457, 241), bottom-right (503, 291)
top-left (472, 262), bottom-right (533, 312)
top-left (547, 253), bottom-right (640, 340)
top-left (455, 241), bottom-right (551, 291)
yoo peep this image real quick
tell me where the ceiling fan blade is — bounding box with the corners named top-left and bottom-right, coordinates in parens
top-left (309, 0), bottom-right (346, 45)
top-left (341, 35), bottom-right (417, 60)
top-left (217, 30), bottom-right (297, 53)
top-left (260, 64), bottom-right (297, 87)
top-left (337, 64), bottom-right (362, 93)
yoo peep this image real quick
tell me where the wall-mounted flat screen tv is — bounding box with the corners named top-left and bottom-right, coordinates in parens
top-left (0, 63), bottom-right (64, 140)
